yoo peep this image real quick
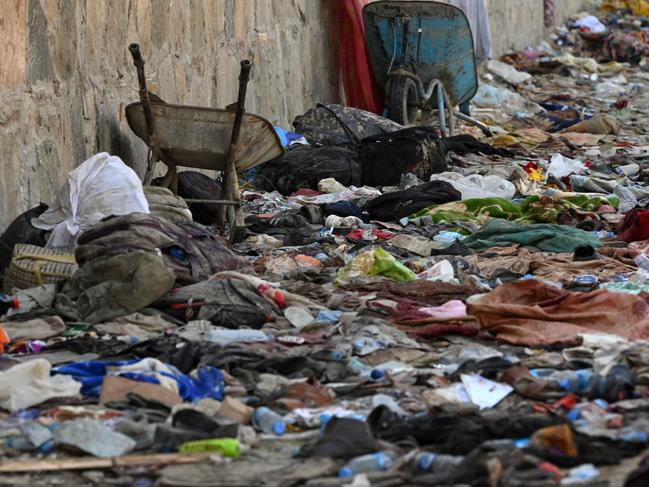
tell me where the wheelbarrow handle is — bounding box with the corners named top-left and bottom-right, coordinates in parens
top-left (239, 59), bottom-right (251, 83)
top-left (129, 43), bottom-right (145, 67)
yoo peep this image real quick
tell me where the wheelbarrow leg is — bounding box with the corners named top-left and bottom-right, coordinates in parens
top-left (129, 44), bottom-right (159, 183)
top-left (217, 60), bottom-right (251, 242)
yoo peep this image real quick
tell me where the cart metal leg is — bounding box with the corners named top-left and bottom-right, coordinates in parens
top-left (217, 60), bottom-right (251, 243)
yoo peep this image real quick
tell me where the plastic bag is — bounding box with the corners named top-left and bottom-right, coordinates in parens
top-left (547, 154), bottom-right (586, 179)
top-left (485, 60), bottom-right (532, 85)
top-left (335, 247), bottom-right (416, 286)
top-left (0, 359), bottom-right (81, 412)
top-left (32, 152), bottom-right (149, 250)
top-left (429, 172), bottom-right (516, 200)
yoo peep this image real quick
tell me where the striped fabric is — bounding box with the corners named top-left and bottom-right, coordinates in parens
top-left (3, 244), bottom-right (77, 291)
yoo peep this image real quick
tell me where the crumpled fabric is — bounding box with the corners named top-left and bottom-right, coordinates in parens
top-left (468, 279), bottom-right (649, 346)
top-left (365, 180), bottom-right (461, 221)
top-left (0, 359), bottom-right (81, 412)
top-left (298, 417), bottom-right (376, 459)
top-left (32, 152), bottom-right (149, 250)
top-left (143, 186), bottom-right (193, 222)
top-left (463, 220), bottom-right (601, 253)
top-left (562, 114), bottom-right (620, 135)
top-left (55, 251), bottom-right (176, 324)
top-left (464, 246), bottom-right (636, 284)
top-left (619, 208), bottom-right (649, 243)
top-left (53, 357), bottom-right (224, 402)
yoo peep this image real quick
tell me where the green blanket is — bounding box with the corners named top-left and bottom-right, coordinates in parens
top-left (410, 195), bottom-right (618, 225)
top-left (462, 220), bottom-right (602, 253)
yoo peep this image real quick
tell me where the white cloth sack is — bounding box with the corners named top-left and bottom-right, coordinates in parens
top-left (33, 152), bottom-right (149, 249)
top-left (0, 359), bottom-right (81, 412)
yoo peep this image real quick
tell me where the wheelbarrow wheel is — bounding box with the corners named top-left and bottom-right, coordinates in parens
top-left (387, 76), bottom-right (419, 125)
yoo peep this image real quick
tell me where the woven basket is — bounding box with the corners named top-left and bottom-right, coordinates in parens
top-left (3, 244), bottom-right (77, 291)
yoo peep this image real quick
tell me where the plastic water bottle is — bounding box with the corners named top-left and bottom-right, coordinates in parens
top-left (206, 329), bottom-right (272, 346)
top-left (346, 357), bottom-right (384, 381)
top-left (555, 370), bottom-right (595, 393)
top-left (634, 254), bottom-right (649, 272)
top-left (252, 407), bottom-right (285, 436)
top-left (338, 451), bottom-right (396, 477)
top-left (413, 452), bottom-right (464, 473)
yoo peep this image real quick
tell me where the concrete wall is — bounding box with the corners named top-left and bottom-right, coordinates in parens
top-left (0, 0), bottom-right (340, 229)
top-left (0, 0), bottom-right (586, 230)
top-left (487, 0), bottom-right (586, 57)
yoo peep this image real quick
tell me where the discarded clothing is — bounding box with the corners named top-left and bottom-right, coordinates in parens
top-left (154, 278), bottom-right (277, 328)
top-left (365, 180), bottom-right (461, 221)
top-left (53, 357), bottom-right (225, 401)
top-left (619, 209), bottom-right (649, 243)
top-left (463, 220), bottom-right (602, 253)
top-left (55, 251), bottom-right (176, 324)
top-left (75, 213), bottom-right (249, 284)
top-left (468, 279), bottom-right (649, 346)
top-left (359, 126), bottom-right (446, 185)
top-left (257, 146), bottom-right (361, 195)
top-left (143, 186), bottom-right (193, 222)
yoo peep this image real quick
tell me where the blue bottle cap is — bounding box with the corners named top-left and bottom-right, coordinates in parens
top-left (330, 351), bottom-right (343, 361)
top-left (338, 467), bottom-right (353, 478)
top-left (39, 440), bottom-right (54, 455)
top-left (374, 452), bottom-right (393, 470)
top-left (416, 453), bottom-right (435, 472)
top-left (370, 369), bottom-right (384, 380)
top-left (513, 438), bottom-right (530, 448)
top-left (559, 379), bottom-right (569, 390)
top-left (272, 421), bottom-right (285, 436)
top-left (566, 409), bottom-right (581, 421)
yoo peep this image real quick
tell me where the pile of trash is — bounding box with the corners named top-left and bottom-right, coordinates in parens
top-left (2, 5), bottom-right (649, 487)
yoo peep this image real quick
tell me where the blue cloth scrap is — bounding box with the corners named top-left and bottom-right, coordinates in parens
top-left (53, 359), bottom-right (224, 401)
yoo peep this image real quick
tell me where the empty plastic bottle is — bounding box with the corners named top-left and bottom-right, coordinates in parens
top-left (634, 254), bottom-right (649, 273)
top-left (346, 357), bottom-right (384, 381)
top-left (206, 329), bottom-right (272, 346)
top-left (413, 452), bottom-right (464, 473)
top-left (252, 407), bottom-right (285, 436)
top-left (557, 370), bottom-right (595, 393)
top-left (338, 451), bottom-right (396, 477)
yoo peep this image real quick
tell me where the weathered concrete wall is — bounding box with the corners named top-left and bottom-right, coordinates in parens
top-left (0, 0), bottom-right (340, 229)
top-left (0, 0), bottom-right (587, 230)
top-left (487, 0), bottom-right (585, 57)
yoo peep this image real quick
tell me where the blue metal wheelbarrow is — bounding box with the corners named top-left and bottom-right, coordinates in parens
top-left (363, 0), bottom-right (491, 136)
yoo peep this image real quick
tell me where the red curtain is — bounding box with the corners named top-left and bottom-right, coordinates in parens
top-left (339, 0), bottom-right (384, 114)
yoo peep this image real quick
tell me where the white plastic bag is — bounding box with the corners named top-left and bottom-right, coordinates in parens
top-left (33, 152), bottom-right (149, 249)
top-left (430, 172), bottom-right (516, 200)
top-left (485, 60), bottom-right (532, 85)
top-left (547, 153), bottom-right (586, 179)
top-left (0, 359), bottom-right (81, 412)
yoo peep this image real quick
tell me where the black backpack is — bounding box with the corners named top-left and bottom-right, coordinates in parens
top-left (257, 146), bottom-right (361, 195)
top-left (365, 180), bottom-right (461, 221)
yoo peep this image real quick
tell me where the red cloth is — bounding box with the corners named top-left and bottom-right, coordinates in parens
top-left (619, 208), bottom-right (649, 243)
top-left (339, 0), bottom-right (384, 114)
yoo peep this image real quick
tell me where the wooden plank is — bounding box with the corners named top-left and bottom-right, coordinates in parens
top-left (0, 452), bottom-right (210, 473)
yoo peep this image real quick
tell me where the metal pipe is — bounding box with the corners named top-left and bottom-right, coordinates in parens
top-left (453, 110), bottom-right (492, 136)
